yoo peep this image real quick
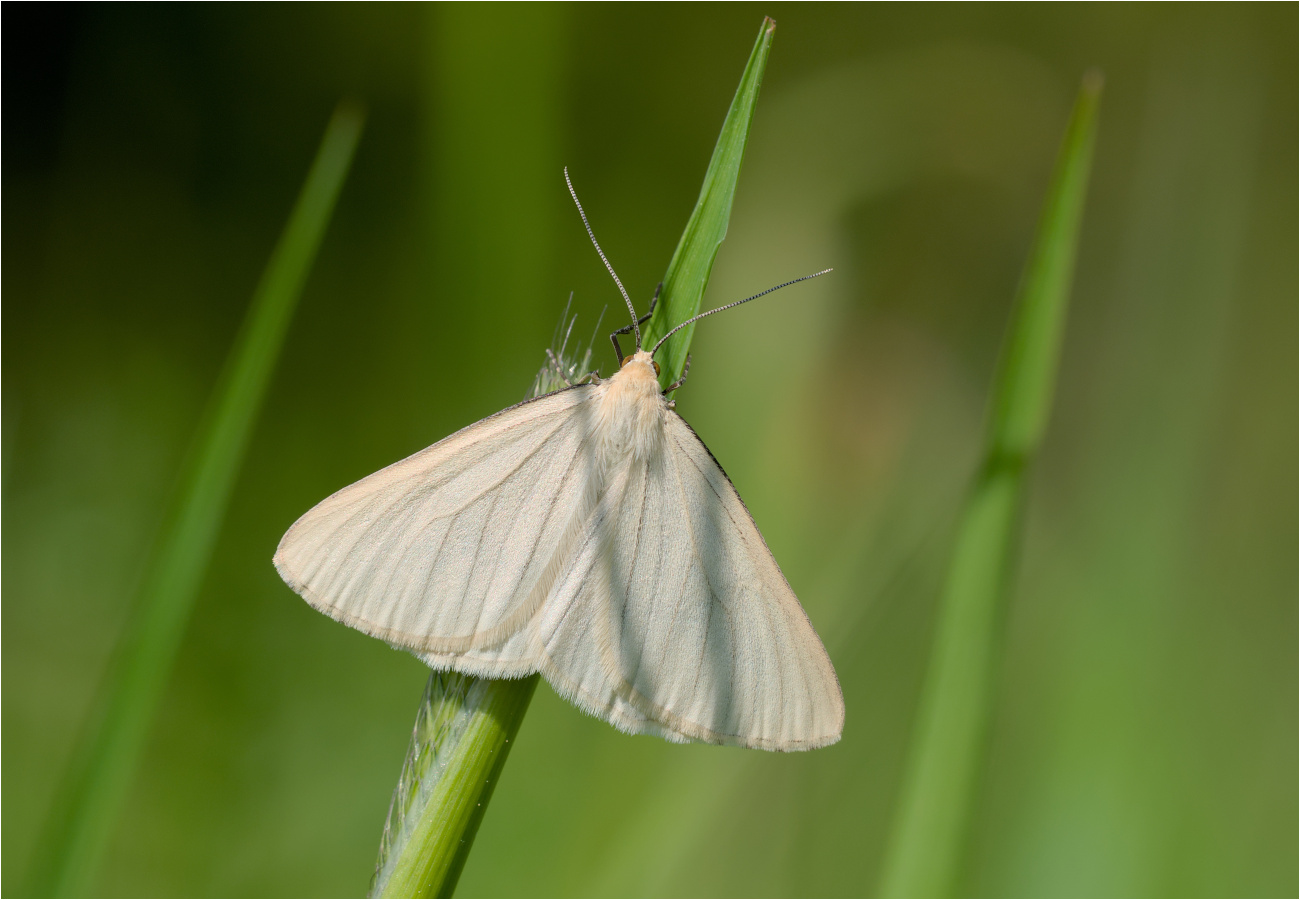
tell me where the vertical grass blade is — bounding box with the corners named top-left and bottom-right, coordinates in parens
top-left (369, 20), bottom-right (777, 898)
top-left (878, 73), bottom-right (1103, 897)
top-left (28, 102), bottom-right (365, 897)
top-left (643, 16), bottom-right (776, 388)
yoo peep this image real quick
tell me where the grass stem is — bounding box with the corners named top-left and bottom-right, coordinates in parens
top-left (878, 72), bottom-right (1102, 897)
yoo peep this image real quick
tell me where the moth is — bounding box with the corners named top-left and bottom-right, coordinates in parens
top-left (275, 171), bottom-right (844, 750)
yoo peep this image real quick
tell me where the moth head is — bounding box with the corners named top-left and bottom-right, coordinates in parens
top-left (618, 348), bottom-right (660, 379)
top-left (622, 352), bottom-right (660, 377)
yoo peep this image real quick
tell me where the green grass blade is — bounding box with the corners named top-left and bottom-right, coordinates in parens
top-left (28, 102), bottom-right (365, 897)
top-left (988, 75), bottom-right (1103, 461)
top-left (373, 673), bottom-right (539, 900)
top-left (643, 16), bottom-right (776, 388)
top-left (878, 73), bottom-right (1103, 898)
top-left (369, 21), bottom-right (776, 897)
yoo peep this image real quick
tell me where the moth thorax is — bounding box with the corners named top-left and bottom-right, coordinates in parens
top-left (599, 351), bottom-right (666, 463)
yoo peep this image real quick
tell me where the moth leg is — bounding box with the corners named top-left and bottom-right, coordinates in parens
top-left (645, 281), bottom-right (662, 317)
top-left (663, 353), bottom-right (691, 394)
top-left (609, 282), bottom-right (662, 364)
top-left (545, 348), bottom-right (574, 386)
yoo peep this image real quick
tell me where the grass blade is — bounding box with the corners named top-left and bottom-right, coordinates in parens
top-left (28, 102), bottom-right (365, 897)
top-left (643, 16), bottom-right (776, 388)
top-left (878, 73), bottom-right (1103, 897)
top-left (369, 20), bottom-right (777, 897)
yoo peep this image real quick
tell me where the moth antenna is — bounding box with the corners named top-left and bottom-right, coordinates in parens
top-left (650, 268), bottom-right (833, 358)
top-left (565, 167), bottom-right (641, 349)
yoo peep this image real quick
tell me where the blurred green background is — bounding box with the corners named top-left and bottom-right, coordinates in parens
top-left (4, 4), bottom-right (1295, 896)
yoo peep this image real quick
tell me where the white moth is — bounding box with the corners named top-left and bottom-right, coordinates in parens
top-left (275, 171), bottom-right (844, 751)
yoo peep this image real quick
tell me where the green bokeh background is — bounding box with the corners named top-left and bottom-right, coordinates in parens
top-left (4, 4), bottom-right (1295, 896)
